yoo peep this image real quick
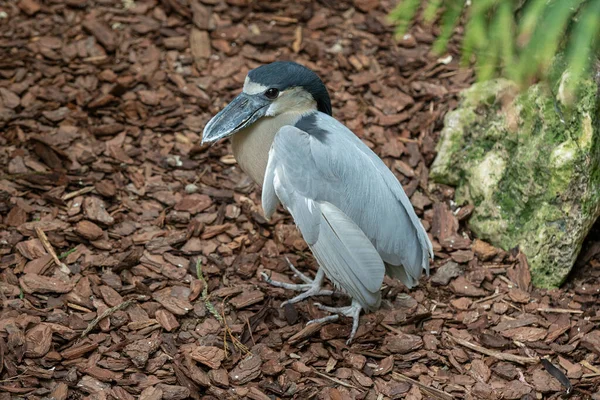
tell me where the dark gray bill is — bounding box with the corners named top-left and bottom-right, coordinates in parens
top-left (202, 93), bottom-right (269, 143)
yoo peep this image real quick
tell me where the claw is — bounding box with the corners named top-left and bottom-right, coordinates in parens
top-left (309, 299), bottom-right (363, 344)
top-left (262, 265), bottom-right (335, 306)
top-left (263, 260), bottom-right (362, 344)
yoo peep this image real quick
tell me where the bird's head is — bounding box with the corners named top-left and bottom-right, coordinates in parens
top-left (202, 61), bottom-right (332, 143)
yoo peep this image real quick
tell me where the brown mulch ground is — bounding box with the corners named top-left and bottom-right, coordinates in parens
top-left (1, 0), bottom-right (600, 399)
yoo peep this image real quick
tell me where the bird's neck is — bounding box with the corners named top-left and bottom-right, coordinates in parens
top-left (231, 110), bottom-right (311, 185)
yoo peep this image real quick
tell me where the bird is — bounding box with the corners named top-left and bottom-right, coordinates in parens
top-left (202, 61), bottom-right (433, 343)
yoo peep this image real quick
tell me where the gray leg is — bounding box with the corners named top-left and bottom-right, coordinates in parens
top-left (307, 299), bottom-right (363, 344)
top-left (261, 258), bottom-right (335, 306)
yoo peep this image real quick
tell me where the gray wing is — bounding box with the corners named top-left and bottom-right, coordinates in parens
top-left (263, 126), bottom-right (384, 310)
top-left (263, 114), bottom-right (432, 292)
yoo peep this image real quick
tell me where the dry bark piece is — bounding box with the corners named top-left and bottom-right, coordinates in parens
top-left (470, 359), bottom-right (491, 382)
top-left (493, 315), bottom-right (538, 332)
top-left (61, 342), bottom-right (98, 359)
top-left (190, 29), bottom-right (211, 61)
top-left (208, 368), bottom-right (229, 386)
top-left (508, 288), bottom-right (530, 303)
top-left (500, 380), bottom-right (532, 399)
top-left (91, 124), bottom-right (124, 137)
top-left (183, 355), bottom-right (211, 387)
top-left (15, 239), bottom-right (47, 260)
top-left (95, 180), bottom-right (117, 197)
top-left (139, 386), bottom-right (163, 400)
top-left (124, 335), bottom-right (162, 368)
top-left (155, 384), bottom-right (191, 400)
top-left (191, 346), bottom-right (225, 369)
top-left (531, 368), bottom-right (563, 393)
top-left (431, 260), bottom-right (461, 285)
top-left (472, 239), bottom-right (499, 260)
top-left (75, 220), bottom-right (104, 240)
top-left (372, 355), bottom-right (394, 376)
top-left (99, 285), bottom-right (123, 307)
top-left (152, 286), bottom-right (193, 315)
top-left (451, 250), bottom-right (474, 263)
top-left (582, 330), bottom-right (600, 355)
top-left (229, 290), bottom-right (264, 309)
top-left (24, 323), bottom-right (52, 358)
top-left (51, 382), bottom-right (69, 400)
top-left (384, 333), bottom-right (423, 354)
top-left (20, 274), bottom-right (73, 294)
top-left (82, 18), bottom-right (117, 51)
top-left (450, 276), bottom-right (487, 297)
top-left (6, 206), bottom-right (27, 226)
top-left (509, 252), bottom-right (532, 291)
top-left (155, 309), bottom-right (180, 332)
top-left (18, 0), bottom-right (41, 15)
top-left (83, 197), bottom-right (114, 226)
top-left (229, 354), bottom-right (262, 385)
top-left (77, 375), bottom-right (110, 394)
top-left (492, 362), bottom-right (519, 380)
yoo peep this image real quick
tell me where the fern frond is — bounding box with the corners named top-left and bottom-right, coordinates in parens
top-left (423, 0), bottom-right (444, 23)
top-left (517, 0), bottom-right (584, 84)
top-left (564, 0), bottom-right (600, 93)
top-left (390, 0), bottom-right (422, 38)
top-left (390, 0), bottom-right (600, 96)
top-left (432, 0), bottom-right (465, 54)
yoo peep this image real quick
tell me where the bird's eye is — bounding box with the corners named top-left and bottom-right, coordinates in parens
top-left (264, 88), bottom-right (279, 99)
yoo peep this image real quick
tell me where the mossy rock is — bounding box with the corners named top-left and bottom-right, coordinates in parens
top-left (430, 76), bottom-right (600, 288)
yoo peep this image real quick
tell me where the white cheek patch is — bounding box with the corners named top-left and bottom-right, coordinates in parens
top-left (266, 88), bottom-right (316, 117)
top-left (243, 77), bottom-right (268, 95)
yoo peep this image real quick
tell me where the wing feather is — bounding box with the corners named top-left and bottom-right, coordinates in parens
top-left (262, 116), bottom-right (432, 294)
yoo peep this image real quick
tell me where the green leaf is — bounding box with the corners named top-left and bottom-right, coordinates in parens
top-left (390, 0), bottom-right (422, 37)
top-left (564, 0), bottom-right (600, 94)
top-left (432, 0), bottom-right (466, 54)
top-left (423, 0), bottom-right (443, 23)
top-left (461, 0), bottom-right (500, 67)
top-left (497, 1), bottom-right (516, 79)
top-left (389, 0), bottom-right (599, 100)
top-left (518, 0), bottom-right (550, 45)
top-left (516, 0), bottom-right (584, 84)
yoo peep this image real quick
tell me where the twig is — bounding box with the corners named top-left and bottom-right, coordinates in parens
top-left (245, 317), bottom-right (256, 346)
top-left (497, 275), bottom-right (517, 288)
top-left (381, 322), bottom-right (404, 335)
top-left (500, 298), bottom-right (522, 312)
top-left (537, 308), bottom-right (584, 314)
top-left (81, 299), bottom-right (134, 337)
top-left (312, 368), bottom-right (360, 390)
top-left (0, 369), bottom-right (30, 383)
top-left (392, 372), bottom-right (454, 400)
top-left (448, 335), bottom-right (538, 365)
top-left (35, 227), bottom-right (66, 271)
top-left (471, 291), bottom-right (503, 306)
top-left (581, 360), bottom-right (600, 374)
top-left (61, 186), bottom-right (94, 201)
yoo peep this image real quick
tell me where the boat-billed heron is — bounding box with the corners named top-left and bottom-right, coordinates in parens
top-left (203, 61), bottom-right (433, 343)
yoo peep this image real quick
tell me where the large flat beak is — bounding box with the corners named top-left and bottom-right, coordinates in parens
top-left (202, 93), bottom-right (269, 144)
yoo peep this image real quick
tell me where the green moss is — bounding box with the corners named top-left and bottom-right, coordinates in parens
top-left (430, 74), bottom-right (600, 288)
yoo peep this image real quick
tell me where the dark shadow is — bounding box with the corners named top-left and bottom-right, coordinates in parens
top-left (562, 216), bottom-right (600, 287)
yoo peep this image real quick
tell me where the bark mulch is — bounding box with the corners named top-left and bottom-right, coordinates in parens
top-left (1, 0), bottom-right (599, 399)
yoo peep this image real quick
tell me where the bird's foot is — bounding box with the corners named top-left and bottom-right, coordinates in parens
top-left (261, 258), bottom-right (334, 306)
top-left (307, 299), bottom-right (363, 344)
